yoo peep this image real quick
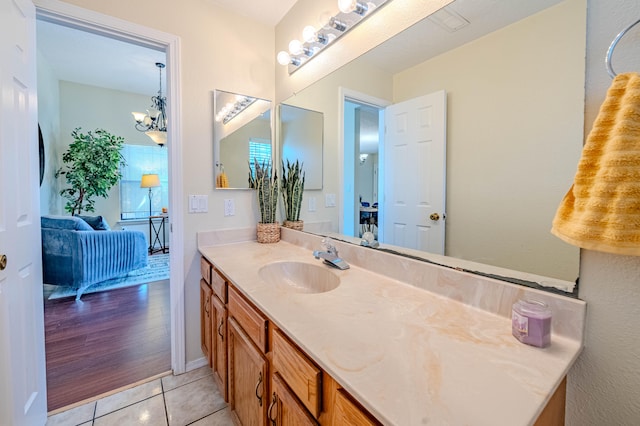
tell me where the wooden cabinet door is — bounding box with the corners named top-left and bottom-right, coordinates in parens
top-left (332, 388), bottom-right (380, 426)
top-left (229, 317), bottom-right (268, 426)
top-left (200, 279), bottom-right (213, 367)
top-left (212, 294), bottom-right (228, 401)
top-left (268, 372), bottom-right (318, 426)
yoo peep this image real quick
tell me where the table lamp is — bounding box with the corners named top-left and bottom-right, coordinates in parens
top-left (140, 174), bottom-right (161, 217)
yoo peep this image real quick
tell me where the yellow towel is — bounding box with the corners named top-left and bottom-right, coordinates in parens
top-left (216, 172), bottom-right (229, 188)
top-left (551, 72), bottom-right (640, 256)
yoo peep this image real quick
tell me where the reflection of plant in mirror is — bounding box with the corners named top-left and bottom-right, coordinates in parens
top-left (55, 128), bottom-right (126, 216)
top-left (248, 159), bottom-right (278, 224)
top-left (281, 160), bottom-right (305, 222)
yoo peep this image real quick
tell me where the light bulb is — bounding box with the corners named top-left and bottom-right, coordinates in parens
top-left (303, 25), bottom-right (317, 43)
top-left (318, 11), bottom-right (332, 29)
top-left (277, 51), bottom-right (292, 66)
top-left (338, 0), bottom-right (357, 13)
top-left (338, 0), bottom-right (368, 15)
top-left (288, 39), bottom-right (304, 55)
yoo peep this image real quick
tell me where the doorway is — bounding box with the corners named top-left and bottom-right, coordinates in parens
top-left (344, 99), bottom-right (383, 240)
top-left (34, 1), bottom-right (185, 412)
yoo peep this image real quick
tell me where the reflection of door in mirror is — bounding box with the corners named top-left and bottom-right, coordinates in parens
top-left (279, 104), bottom-right (323, 190)
top-left (213, 90), bottom-right (272, 189)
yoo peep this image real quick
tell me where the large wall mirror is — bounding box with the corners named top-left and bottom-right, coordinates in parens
top-left (213, 90), bottom-right (272, 189)
top-left (278, 104), bottom-right (323, 190)
top-left (281, 0), bottom-right (585, 295)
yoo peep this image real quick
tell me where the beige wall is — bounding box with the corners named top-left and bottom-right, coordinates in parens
top-left (567, 0), bottom-right (640, 423)
top-left (393, 0), bottom-right (584, 280)
top-left (58, 0), bottom-right (275, 364)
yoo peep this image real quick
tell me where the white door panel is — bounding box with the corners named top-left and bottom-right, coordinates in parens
top-left (0, 0), bottom-right (48, 423)
top-left (383, 91), bottom-right (446, 254)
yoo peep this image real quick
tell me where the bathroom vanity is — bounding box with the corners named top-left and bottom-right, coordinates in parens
top-left (198, 228), bottom-right (586, 425)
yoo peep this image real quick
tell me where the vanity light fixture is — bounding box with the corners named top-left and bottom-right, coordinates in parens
top-left (277, 0), bottom-right (391, 74)
top-left (132, 62), bottom-right (168, 146)
top-left (215, 95), bottom-right (257, 124)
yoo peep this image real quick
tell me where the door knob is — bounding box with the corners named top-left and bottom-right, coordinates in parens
top-left (0, 254), bottom-right (6, 270)
top-left (429, 213), bottom-right (440, 221)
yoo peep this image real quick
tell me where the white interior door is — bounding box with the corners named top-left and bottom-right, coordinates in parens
top-left (383, 91), bottom-right (446, 253)
top-left (0, 0), bottom-right (48, 424)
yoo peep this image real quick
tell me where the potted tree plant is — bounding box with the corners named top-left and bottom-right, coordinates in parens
top-left (281, 159), bottom-right (305, 231)
top-left (56, 128), bottom-right (126, 215)
top-left (249, 159), bottom-right (280, 243)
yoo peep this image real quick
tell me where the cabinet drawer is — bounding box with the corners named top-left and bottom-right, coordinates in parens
top-left (211, 268), bottom-right (228, 304)
top-left (200, 257), bottom-right (212, 285)
top-left (228, 285), bottom-right (268, 353)
top-left (272, 328), bottom-right (322, 418)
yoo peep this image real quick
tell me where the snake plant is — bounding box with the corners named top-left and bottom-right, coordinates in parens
top-left (248, 159), bottom-right (278, 223)
top-left (281, 159), bottom-right (305, 222)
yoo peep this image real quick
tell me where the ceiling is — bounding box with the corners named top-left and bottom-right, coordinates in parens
top-left (36, 0), bottom-right (297, 97)
top-left (36, 0), bottom-right (563, 98)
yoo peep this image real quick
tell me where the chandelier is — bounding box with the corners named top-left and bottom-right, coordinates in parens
top-left (132, 62), bottom-right (167, 146)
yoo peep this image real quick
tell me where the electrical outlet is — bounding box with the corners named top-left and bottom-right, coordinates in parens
top-left (308, 197), bottom-right (316, 212)
top-left (224, 199), bottom-right (235, 216)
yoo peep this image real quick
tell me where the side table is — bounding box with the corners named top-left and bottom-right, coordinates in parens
top-left (148, 215), bottom-right (169, 254)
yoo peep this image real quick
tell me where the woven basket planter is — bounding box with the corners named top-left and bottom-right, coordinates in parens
top-left (282, 220), bottom-right (304, 231)
top-left (256, 222), bottom-right (280, 243)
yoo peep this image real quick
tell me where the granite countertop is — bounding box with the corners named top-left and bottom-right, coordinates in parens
top-left (198, 230), bottom-right (585, 426)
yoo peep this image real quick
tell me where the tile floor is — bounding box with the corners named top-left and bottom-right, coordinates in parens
top-left (46, 366), bottom-right (233, 426)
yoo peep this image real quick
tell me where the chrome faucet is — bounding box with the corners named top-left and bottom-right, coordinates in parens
top-left (313, 238), bottom-right (350, 270)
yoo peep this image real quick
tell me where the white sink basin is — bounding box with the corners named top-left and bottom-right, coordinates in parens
top-left (258, 261), bottom-right (341, 294)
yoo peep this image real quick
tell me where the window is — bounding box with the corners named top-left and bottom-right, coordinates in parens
top-left (120, 144), bottom-right (168, 220)
top-left (249, 138), bottom-right (272, 176)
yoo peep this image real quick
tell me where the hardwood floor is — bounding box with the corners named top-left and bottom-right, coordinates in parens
top-left (44, 279), bottom-right (171, 412)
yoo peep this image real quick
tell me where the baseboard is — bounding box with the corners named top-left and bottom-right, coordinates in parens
top-left (186, 357), bottom-right (208, 372)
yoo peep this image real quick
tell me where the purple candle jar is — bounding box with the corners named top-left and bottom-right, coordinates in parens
top-left (512, 299), bottom-right (552, 348)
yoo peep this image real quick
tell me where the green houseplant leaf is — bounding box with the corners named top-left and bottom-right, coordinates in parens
top-left (248, 159), bottom-right (278, 224)
top-left (55, 128), bottom-right (126, 216)
top-left (281, 159), bottom-right (305, 222)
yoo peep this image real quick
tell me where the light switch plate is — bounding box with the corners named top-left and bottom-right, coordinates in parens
top-left (188, 195), bottom-right (208, 213)
top-left (325, 193), bottom-right (336, 207)
top-left (308, 197), bottom-right (316, 212)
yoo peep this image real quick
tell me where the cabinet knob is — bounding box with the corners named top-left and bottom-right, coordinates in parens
top-left (0, 254), bottom-right (6, 271)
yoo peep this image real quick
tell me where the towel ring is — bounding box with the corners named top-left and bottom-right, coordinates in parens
top-left (606, 18), bottom-right (640, 78)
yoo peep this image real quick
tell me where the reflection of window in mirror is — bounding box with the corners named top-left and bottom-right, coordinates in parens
top-left (249, 138), bottom-right (272, 174)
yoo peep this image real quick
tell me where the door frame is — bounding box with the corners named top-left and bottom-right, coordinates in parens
top-left (337, 87), bottom-right (390, 238)
top-left (34, 0), bottom-right (186, 374)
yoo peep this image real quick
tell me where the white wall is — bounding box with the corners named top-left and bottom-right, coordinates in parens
top-left (59, 0), bottom-right (275, 364)
top-left (37, 52), bottom-right (62, 215)
top-left (567, 0), bottom-right (640, 423)
top-left (393, 0), bottom-right (584, 281)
